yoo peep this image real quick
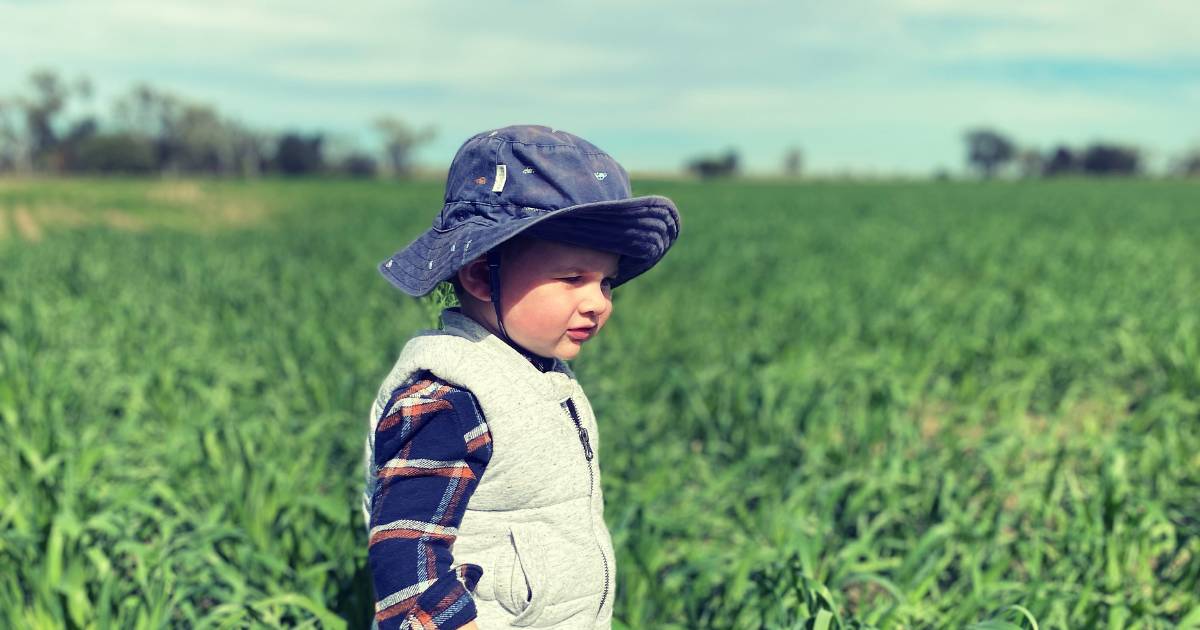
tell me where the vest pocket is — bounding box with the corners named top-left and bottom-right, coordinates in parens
top-left (494, 525), bottom-right (557, 626)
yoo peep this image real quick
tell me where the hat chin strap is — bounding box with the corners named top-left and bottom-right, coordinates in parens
top-left (486, 250), bottom-right (555, 371)
top-left (486, 250), bottom-right (512, 343)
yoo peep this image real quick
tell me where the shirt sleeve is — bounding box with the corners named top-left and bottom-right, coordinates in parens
top-left (368, 373), bottom-right (493, 630)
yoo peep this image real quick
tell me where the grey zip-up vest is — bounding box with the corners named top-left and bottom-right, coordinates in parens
top-left (364, 310), bottom-right (616, 629)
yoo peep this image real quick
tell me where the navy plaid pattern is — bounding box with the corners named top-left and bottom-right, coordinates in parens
top-left (367, 372), bottom-right (492, 629)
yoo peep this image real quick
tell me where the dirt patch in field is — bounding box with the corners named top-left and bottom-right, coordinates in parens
top-left (34, 204), bottom-right (89, 228)
top-left (917, 401), bottom-right (953, 440)
top-left (0, 203), bottom-right (157, 242)
top-left (210, 200), bottom-right (268, 228)
top-left (12, 207), bottom-right (43, 241)
top-left (146, 181), bottom-right (205, 205)
top-left (0, 181), bottom-right (273, 242)
top-left (102, 210), bottom-right (148, 232)
top-left (912, 400), bottom-right (985, 446)
top-left (913, 396), bottom-right (1127, 452)
top-left (1052, 398), bottom-right (1126, 439)
top-left (145, 182), bottom-right (269, 232)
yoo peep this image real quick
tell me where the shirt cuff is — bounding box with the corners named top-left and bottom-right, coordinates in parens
top-left (386, 564), bottom-right (483, 630)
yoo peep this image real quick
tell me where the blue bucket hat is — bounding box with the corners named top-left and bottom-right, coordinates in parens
top-left (379, 124), bottom-right (680, 297)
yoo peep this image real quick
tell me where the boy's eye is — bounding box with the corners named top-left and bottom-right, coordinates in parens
top-left (559, 275), bottom-right (582, 283)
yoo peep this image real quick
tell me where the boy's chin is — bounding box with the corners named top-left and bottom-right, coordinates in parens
top-left (549, 341), bottom-right (583, 361)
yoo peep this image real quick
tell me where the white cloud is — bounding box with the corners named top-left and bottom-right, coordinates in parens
top-left (892, 0), bottom-right (1200, 61)
top-left (265, 37), bottom-right (640, 88)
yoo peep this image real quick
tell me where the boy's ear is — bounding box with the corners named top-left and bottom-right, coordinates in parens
top-left (457, 256), bottom-right (493, 303)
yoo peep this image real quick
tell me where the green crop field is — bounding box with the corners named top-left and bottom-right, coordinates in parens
top-left (1, 177), bottom-right (1198, 629)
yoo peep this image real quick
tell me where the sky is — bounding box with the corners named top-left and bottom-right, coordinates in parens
top-left (2, 0), bottom-right (1199, 175)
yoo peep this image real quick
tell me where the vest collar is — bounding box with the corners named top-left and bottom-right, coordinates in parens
top-left (440, 309), bottom-right (569, 376)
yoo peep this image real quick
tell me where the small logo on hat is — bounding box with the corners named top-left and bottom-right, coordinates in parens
top-left (594, 172), bottom-right (608, 180)
top-left (492, 164), bottom-right (507, 192)
top-left (522, 168), bottom-right (534, 174)
top-left (474, 176), bottom-right (487, 185)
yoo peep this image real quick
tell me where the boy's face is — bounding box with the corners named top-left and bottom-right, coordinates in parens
top-left (498, 239), bottom-right (619, 360)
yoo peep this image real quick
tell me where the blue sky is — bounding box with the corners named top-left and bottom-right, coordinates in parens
top-left (2, 0), bottom-right (1198, 175)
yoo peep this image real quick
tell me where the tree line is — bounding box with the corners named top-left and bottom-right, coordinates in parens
top-left (0, 69), bottom-right (434, 178)
top-left (683, 129), bottom-right (1200, 181)
top-left (5, 69), bottom-right (1198, 180)
top-left (964, 128), bottom-right (1200, 179)
top-left (684, 132), bottom-right (1200, 181)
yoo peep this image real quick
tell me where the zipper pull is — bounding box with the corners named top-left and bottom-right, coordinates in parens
top-left (563, 398), bottom-right (595, 461)
top-left (577, 426), bottom-right (594, 460)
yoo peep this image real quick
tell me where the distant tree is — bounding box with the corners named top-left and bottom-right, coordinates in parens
top-left (275, 133), bottom-right (324, 175)
top-left (964, 128), bottom-right (1016, 178)
top-left (7, 70), bottom-right (100, 172)
top-left (783, 147), bottom-right (802, 177)
top-left (73, 133), bottom-right (156, 174)
top-left (14, 69), bottom-right (97, 171)
top-left (1080, 143), bottom-right (1140, 176)
top-left (111, 84), bottom-right (268, 176)
top-left (1172, 147), bottom-right (1200, 177)
top-left (374, 116), bottom-right (435, 177)
top-left (1016, 149), bottom-right (1044, 179)
top-left (0, 99), bottom-right (28, 171)
top-left (59, 117), bottom-right (100, 170)
top-left (57, 76), bottom-right (99, 170)
top-left (21, 70), bottom-right (68, 162)
top-left (686, 149), bottom-right (739, 179)
top-left (0, 72), bottom-right (443, 179)
top-left (112, 84), bottom-right (184, 171)
top-left (174, 104), bottom-right (239, 173)
top-left (340, 152), bottom-right (378, 178)
top-left (1042, 145), bottom-right (1078, 177)
top-left (227, 123), bottom-right (268, 178)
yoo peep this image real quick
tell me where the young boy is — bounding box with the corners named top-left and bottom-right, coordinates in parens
top-left (363, 125), bottom-right (680, 630)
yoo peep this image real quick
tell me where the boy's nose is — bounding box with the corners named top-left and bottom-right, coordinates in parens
top-left (579, 282), bottom-right (612, 317)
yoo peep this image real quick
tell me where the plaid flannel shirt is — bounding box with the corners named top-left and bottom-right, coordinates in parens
top-left (367, 372), bottom-right (493, 630)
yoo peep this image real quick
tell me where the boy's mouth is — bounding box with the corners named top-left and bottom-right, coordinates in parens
top-left (566, 327), bottom-right (595, 341)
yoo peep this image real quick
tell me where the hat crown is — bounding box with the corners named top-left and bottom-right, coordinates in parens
top-left (379, 124), bottom-right (679, 297)
top-left (440, 125), bottom-right (632, 229)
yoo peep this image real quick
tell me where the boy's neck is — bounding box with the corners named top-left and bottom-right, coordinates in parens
top-left (448, 307), bottom-right (558, 372)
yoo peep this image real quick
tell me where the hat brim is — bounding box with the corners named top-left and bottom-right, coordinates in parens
top-left (379, 195), bottom-right (680, 297)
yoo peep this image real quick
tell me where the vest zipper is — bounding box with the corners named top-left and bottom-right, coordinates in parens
top-left (564, 398), bottom-right (593, 460)
top-left (562, 398), bottom-right (610, 621)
